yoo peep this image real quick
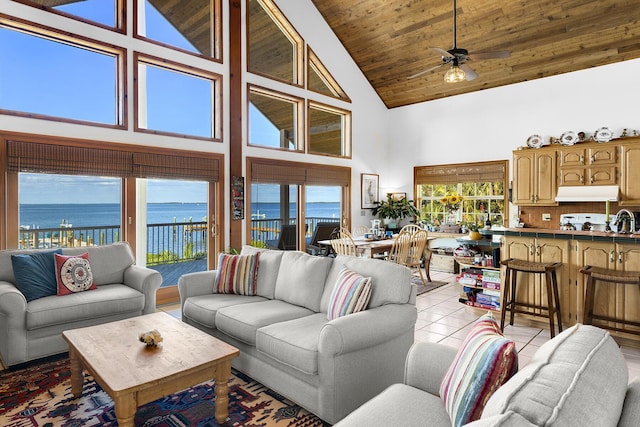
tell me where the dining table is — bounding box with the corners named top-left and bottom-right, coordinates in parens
top-left (318, 235), bottom-right (436, 259)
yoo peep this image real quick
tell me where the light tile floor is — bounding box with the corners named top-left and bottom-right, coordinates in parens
top-left (157, 269), bottom-right (640, 382)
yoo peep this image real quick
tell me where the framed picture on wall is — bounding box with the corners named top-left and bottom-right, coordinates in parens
top-left (361, 173), bottom-right (379, 209)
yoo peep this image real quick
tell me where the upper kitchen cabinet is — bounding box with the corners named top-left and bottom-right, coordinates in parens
top-left (513, 150), bottom-right (557, 206)
top-left (620, 141), bottom-right (640, 206)
top-left (558, 145), bottom-right (618, 186)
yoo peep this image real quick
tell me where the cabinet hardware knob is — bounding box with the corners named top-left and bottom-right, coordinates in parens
top-left (619, 251), bottom-right (624, 264)
top-left (610, 250), bottom-right (616, 263)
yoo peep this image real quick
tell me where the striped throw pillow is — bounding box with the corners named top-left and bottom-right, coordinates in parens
top-left (439, 312), bottom-right (518, 426)
top-left (327, 266), bottom-right (372, 320)
top-left (215, 253), bottom-right (260, 295)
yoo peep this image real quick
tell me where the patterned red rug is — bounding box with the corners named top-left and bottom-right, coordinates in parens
top-left (0, 355), bottom-right (329, 426)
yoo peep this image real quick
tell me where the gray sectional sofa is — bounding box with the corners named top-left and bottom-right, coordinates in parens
top-left (178, 245), bottom-right (417, 424)
top-left (336, 323), bottom-right (640, 426)
top-left (0, 242), bottom-right (162, 366)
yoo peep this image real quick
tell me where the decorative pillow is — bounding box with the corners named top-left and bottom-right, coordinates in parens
top-left (11, 249), bottom-right (62, 302)
top-left (215, 253), bottom-right (260, 295)
top-left (327, 266), bottom-right (372, 320)
top-left (55, 252), bottom-right (97, 295)
top-left (439, 312), bottom-right (518, 427)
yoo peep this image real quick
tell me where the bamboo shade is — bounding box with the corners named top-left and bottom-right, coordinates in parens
top-left (306, 165), bottom-right (349, 186)
top-left (251, 160), bottom-right (349, 187)
top-left (6, 140), bottom-right (133, 177)
top-left (132, 153), bottom-right (220, 181)
top-left (415, 162), bottom-right (506, 185)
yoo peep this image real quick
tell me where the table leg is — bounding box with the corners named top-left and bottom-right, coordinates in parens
top-left (114, 394), bottom-right (137, 427)
top-left (214, 360), bottom-right (232, 424)
top-left (68, 347), bottom-right (84, 398)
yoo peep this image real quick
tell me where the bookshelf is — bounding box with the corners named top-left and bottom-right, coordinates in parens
top-left (454, 235), bottom-right (502, 312)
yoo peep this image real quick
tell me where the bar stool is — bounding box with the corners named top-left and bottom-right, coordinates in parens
top-left (500, 258), bottom-right (563, 337)
top-left (580, 266), bottom-right (640, 335)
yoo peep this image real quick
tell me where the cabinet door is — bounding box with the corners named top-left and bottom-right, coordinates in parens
top-left (620, 143), bottom-right (640, 205)
top-left (537, 238), bottom-right (572, 326)
top-left (559, 148), bottom-right (585, 167)
top-left (575, 241), bottom-right (616, 327)
top-left (559, 167), bottom-right (585, 186)
top-left (535, 152), bottom-right (557, 204)
top-left (588, 145), bottom-right (617, 165)
top-left (615, 243), bottom-right (640, 333)
top-left (587, 166), bottom-right (617, 185)
top-left (513, 152), bottom-right (535, 205)
top-left (503, 237), bottom-right (535, 313)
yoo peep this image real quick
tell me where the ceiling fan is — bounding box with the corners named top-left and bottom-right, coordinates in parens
top-left (408, 0), bottom-right (510, 82)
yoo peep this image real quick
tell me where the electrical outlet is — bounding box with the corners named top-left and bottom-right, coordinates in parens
top-left (542, 213), bottom-right (551, 221)
top-left (361, 210), bottom-right (366, 216)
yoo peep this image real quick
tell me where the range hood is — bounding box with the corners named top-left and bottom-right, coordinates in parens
top-left (555, 185), bottom-right (620, 202)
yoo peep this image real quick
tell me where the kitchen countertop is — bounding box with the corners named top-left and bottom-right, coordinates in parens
top-left (493, 227), bottom-right (640, 243)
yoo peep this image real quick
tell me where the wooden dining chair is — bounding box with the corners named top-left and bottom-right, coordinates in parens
top-left (399, 224), bottom-right (422, 235)
top-left (405, 229), bottom-right (430, 286)
top-left (352, 225), bottom-right (368, 237)
top-left (399, 224), bottom-right (432, 282)
top-left (330, 233), bottom-right (359, 257)
top-left (386, 231), bottom-right (412, 265)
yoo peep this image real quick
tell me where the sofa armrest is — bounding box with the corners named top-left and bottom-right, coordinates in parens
top-left (0, 281), bottom-right (28, 366)
top-left (618, 377), bottom-right (640, 427)
top-left (123, 265), bottom-right (163, 314)
top-left (319, 304), bottom-right (416, 355)
top-left (404, 341), bottom-right (457, 396)
top-left (177, 270), bottom-right (217, 305)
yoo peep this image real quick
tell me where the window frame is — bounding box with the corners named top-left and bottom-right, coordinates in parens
top-left (307, 100), bottom-right (352, 158)
top-left (0, 14), bottom-right (127, 129)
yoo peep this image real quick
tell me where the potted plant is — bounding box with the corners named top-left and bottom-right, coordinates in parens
top-left (372, 194), bottom-right (420, 229)
top-left (464, 221), bottom-right (483, 240)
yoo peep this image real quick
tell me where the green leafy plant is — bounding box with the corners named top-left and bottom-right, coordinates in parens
top-left (372, 194), bottom-right (420, 221)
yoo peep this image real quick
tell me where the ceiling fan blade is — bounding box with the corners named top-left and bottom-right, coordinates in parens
top-left (460, 63), bottom-right (478, 81)
top-left (469, 50), bottom-right (510, 60)
top-left (429, 47), bottom-right (454, 58)
top-left (407, 63), bottom-right (446, 80)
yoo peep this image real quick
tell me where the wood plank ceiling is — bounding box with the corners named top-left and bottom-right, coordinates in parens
top-left (311, 0), bottom-right (640, 108)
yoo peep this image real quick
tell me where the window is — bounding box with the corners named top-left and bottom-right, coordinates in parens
top-left (13, 0), bottom-right (121, 29)
top-left (307, 47), bottom-right (350, 101)
top-left (308, 102), bottom-right (351, 157)
top-left (248, 86), bottom-right (303, 150)
top-left (136, 0), bottom-right (221, 59)
top-left (415, 161), bottom-right (508, 230)
top-left (247, 0), bottom-right (303, 85)
top-left (0, 19), bottom-right (124, 127)
top-left (136, 54), bottom-right (221, 140)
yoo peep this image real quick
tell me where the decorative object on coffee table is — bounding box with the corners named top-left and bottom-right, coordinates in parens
top-left (139, 329), bottom-right (163, 347)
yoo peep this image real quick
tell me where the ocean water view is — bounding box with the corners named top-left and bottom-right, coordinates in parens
top-left (19, 202), bottom-right (340, 229)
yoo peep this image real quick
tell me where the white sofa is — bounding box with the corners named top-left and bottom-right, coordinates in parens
top-left (336, 323), bottom-right (640, 426)
top-left (0, 242), bottom-right (162, 366)
top-left (178, 245), bottom-right (417, 424)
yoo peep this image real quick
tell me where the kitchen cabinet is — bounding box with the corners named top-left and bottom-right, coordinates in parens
top-left (512, 150), bottom-right (557, 205)
top-left (620, 142), bottom-right (640, 205)
top-left (558, 145), bottom-right (617, 186)
top-left (503, 236), bottom-right (572, 325)
top-left (574, 240), bottom-right (640, 334)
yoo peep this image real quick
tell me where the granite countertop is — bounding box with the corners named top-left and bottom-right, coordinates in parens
top-left (494, 227), bottom-right (640, 243)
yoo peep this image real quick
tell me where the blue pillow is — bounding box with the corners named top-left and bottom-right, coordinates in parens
top-left (11, 250), bottom-right (62, 302)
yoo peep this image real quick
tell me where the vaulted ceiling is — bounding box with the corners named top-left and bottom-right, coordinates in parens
top-left (311, 0), bottom-right (640, 108)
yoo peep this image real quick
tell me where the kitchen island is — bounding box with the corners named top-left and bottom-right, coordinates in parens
top-left (493, 227), bottom-right (640, 345)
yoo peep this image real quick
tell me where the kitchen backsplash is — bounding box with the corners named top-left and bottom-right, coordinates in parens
top-left (517, 202), bottom-right (630, 229)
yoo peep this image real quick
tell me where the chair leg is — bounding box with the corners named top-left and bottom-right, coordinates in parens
top-left (583, 275), bottom-right (595, 325)
top-left (423, 250), bottom-right (432, 282)
top-left (416, 266), bottom-right (427, 287)
top-left (509, 269), bottom-right (517, 326)
top-left (551, 270), bottom-right (563, 333)
top-left (545, 270), bottom-right (556, 338)
top-left (500, 267), bottom-right (511, 331)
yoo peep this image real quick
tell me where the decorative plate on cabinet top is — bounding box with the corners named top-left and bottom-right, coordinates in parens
top-left (526, 134), bottom-right (543, 148)
top-left (560, 131), bottom-right (579, 146)
top-left (593, 127), bottom-right (614, 143)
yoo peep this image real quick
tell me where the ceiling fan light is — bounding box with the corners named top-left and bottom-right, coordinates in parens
top-left (444, 64), bottom-right (466, 83)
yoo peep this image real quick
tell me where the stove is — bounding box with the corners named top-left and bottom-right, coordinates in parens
top-left (559, 213), bottom-right (608, 231)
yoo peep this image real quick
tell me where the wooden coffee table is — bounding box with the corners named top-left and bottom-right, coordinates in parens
top-left (62, 312), bottom-right (239, 426)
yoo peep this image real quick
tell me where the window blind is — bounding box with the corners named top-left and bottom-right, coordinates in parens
top-left (415, 161), bottom-right (506, 185)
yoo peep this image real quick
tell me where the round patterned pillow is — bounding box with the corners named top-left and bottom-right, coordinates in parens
top-left (55, 253), bottom-right (96, 295)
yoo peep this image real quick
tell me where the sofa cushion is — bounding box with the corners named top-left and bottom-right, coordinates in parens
top-left (182, 294), bottom-right (268, 329)
top-left (327, 266), bottom-right (372, 320)
top-left (321, 255), bottom-right (411, 312)
top-left (240, 245), bottom-right (283, 299)
top-left (256, 313), bottom-right (328, 375)
top-left (481, 324), bottom-right (628, 426)
top-left (440, 312), bottom-right (518, 426)
top-left (274, 251), bottom-right (332, 312)
top-left (216, 299), bottom-right (314, 345)
top-left (334, 383), bottom-right (451, 427)
top-left (55, 252), bottom-right (97, 295)
top-left (11, 249), bottom-right (61, 302)
top-left (26, 284), bottom-right (144, 330)
top-left (61, 242), bottom-right (135, 286)
top-left (215, 253), bottom-right (259, 295)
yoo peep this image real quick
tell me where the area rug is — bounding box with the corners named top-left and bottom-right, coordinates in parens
top-left (413, 277), bottom-right (449, 295)
top-left (0, 356), bottom-right (330, 427)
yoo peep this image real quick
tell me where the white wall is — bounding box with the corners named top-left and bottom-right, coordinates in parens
top-left (386, 58), bottom-right (640, 197)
